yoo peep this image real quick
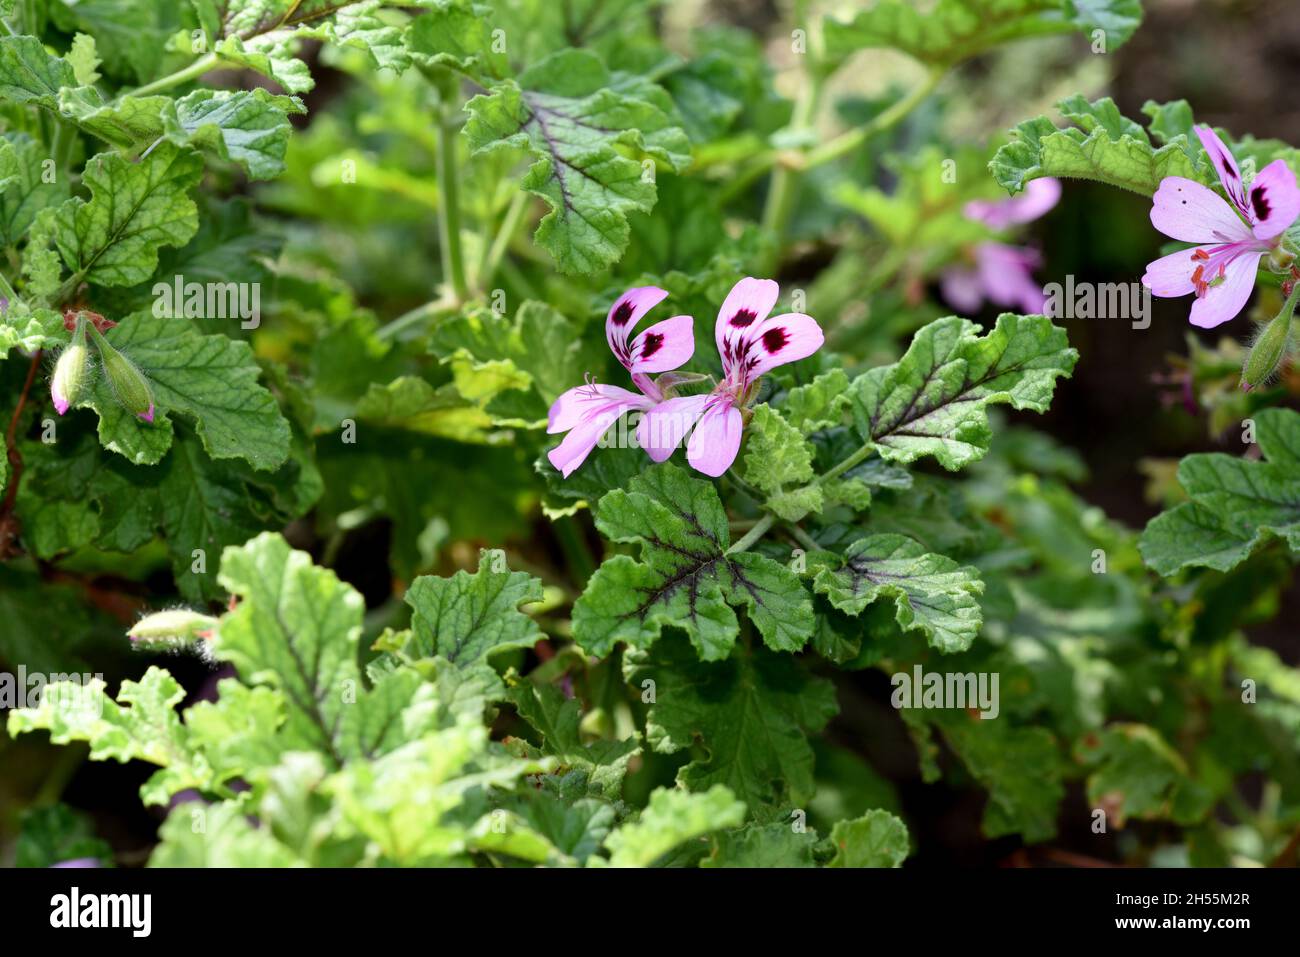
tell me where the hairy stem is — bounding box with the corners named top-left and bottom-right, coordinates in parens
top-left (802, 68), bottom-right (943, 170)
top-left (478, 190), bottom-right (530, 294)
top-left (431, 70), bottom-right (470, 304)
top-left (125, 52), bottom-right (219, 99)
top-left (726, 513), bottom-right (775, 554)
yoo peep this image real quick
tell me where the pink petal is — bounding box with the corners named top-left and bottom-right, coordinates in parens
top-left (964, 177), bottom-right (1061, 229)
top-left (605, 286), bottom-right (669, 358)
top-left (1244, 159), bottom-right (1300, 240)
top-left (715, 277), bottom-right (778, 363)
top-left (628, 314), bottom-right (695, 374)
top-left (744, 313), bottom-right (825, 377)
top-left (1142, 247), bottom-right (1201, 298)
top-left (51, 385), bottom-right (70, 416)
top-left (1188, 250), bottom-right (1264, 329)
top-left (975, 243), bottom-right (1047, 314)
top-left (548, 382), bottom-right (645, 434)
top-left (547, 394), bottom-right (653, 477)
top-left (685, 399), bottom-right (743, 477)
top-left (1195, 125), bottom-right (1249, 213)
top-left (940, 267), bottom-right (985, 314)
top-left (636, 393), bottom-right (711, 462)
top-left (1151, 177), bottom-right (1253, 245)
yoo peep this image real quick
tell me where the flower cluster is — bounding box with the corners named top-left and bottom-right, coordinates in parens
top-left (547, 278), bottom-right (823, 478)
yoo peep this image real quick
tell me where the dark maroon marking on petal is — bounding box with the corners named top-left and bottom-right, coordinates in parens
top-left (640, 332), bottom-right (664, 360)
top-left (1251, 184), bottom-right (1272, 221)
top-left (729, 308), bottom-right (758, 327)
top-left (761, 327), bottom-right (788, 354)
top-left (610, 300), bottom-right (635, 326)
top-left (1216, 148), bottom-right (1238, 180)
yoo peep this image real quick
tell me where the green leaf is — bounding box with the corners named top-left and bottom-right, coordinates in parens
top-left (812, 534), bottom-right (985, 653)
top-left (151, 801), bottom-right (301, 867)
top-left (0, 133), bottom-right (70, 246)
top-left (702, 822), bottom-right (818, 867)
top-left (624, 633), bottom-right (838, 820)
top-left (573, 463), bottom-right (814, 661)
top-left (1139, 407), bottom-right (1300, 576)
top-left (15, 804), bottom-right (114, 868)
top-left (81, 312), bottom-right (290, 470)
top-left (0, 35), bottom-right (75, 107)
top-left (406, 0), bottom-right (510, 79)
top-left (824, 0), bottom-right (1141, 68)
top-left (827, 809), bottom-right (910, 867)
top-left (507, 681), bottom-right (641, 799)
top-left (66, 33), bottom-right (101, 86)
top-left (6, 667), bottom-right (214, 806)
top-left (602, 784), bottom-right (746, 867)
top-left (163, 88), bottom-right (304, 181)
top-left (214, 532), bottom-right (435, 764)
top-left (846, 314), bottom-right (1076, 470)
top-left (464, 48), bottom-right (690, 274)
top-left (741, 404), bottom-right (822, 522)
top-left (909, 710), bottom-right (1065, 842)
top-left (403, 550), bottom-right (544, 667)
top-left (53, 143), bottom-right (202, 288)
top-left (1077, 724), bottom-right (1214, 827)
top-left (779, 368), bottom-right (850, 435)
top-left (990, 95), bottom-right (1204, 197)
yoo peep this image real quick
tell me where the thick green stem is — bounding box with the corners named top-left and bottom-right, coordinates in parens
top-left (125, 52), bottom-right (219, 99)
top-left (817, 442), bottom-right (875, 485)
top-left (478, 190), bottom-right (530, 294)
top-left (759, 0), bottom-right (823, 248)
top-left (802, 68), bottom-right (942, 170)
top-left (726, 513), bottom-right (776, 554)
top-left (431, 74), bottom-right (470, 304)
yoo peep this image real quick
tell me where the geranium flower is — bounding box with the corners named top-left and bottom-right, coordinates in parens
top-left (941, 178), bottom-right (1060, 315)
top-left (941, 242), bottom-right (1049, 315)
top-left (546, 286), bottom-right (694, 477)
top-left (639, 278), bottom-right (824, 477)
top-left (1143, 125), bottom-right (1300, 328)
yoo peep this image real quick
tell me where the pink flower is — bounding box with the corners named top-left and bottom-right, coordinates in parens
top-left (963, 177), bottom-right (1061, 230)
top-left (941, 178), bottom-right (1060, 315)
top-left (1143, 125), bottom-right (1300, 329)
top-left (546, 286), bottom-right (694, 477)
top-left (941, 242), bottom-right (1049, 315)
top-left (639, 278), bottom-right (824, 477)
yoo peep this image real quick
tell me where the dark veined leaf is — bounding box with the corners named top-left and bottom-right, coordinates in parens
top-left (572, 463), bottom-right (814, 661)
top-left (846, 314), bottom-right (1077, 470)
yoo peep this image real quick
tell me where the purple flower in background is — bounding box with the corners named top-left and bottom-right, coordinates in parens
top-left (547, 286), bottom-right (694, 477)
top-left (941, 178), bottom-right (1061, 315)
top-left (639, 278), bottom-right (824, 477)
top-left (1142, 125), bottom-right (1300, 328)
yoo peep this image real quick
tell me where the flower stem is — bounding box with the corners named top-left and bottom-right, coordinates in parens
top-left (430, 70), bottom-right (470, 304)
top-left (726, 513), bottom-right (776, 554)
top-left (786, 523), bottom-right (822, 554)
top-left (759, 0), bottom-right (824, 247)
top-left (478, 190), bottom-right (530, 294)
top-left (802, 68), bottom-right (943, 170)
top-left (125, 52), bottom-right (219, 99)
top-left (817, 442), bottom-right (876, 485)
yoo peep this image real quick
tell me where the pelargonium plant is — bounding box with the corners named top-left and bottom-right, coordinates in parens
top-left (0, 0), bottom-right (1296, 889)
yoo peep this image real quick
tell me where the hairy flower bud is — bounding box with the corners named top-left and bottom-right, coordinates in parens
top-left (89, 324), bottom-right (155, 422)
top-left (127, 609), bottom-right (217, 643)
top-left (51, 318), bottom-right (89, 415)
top-left (1242, 298), bottom-right (1296, 391)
